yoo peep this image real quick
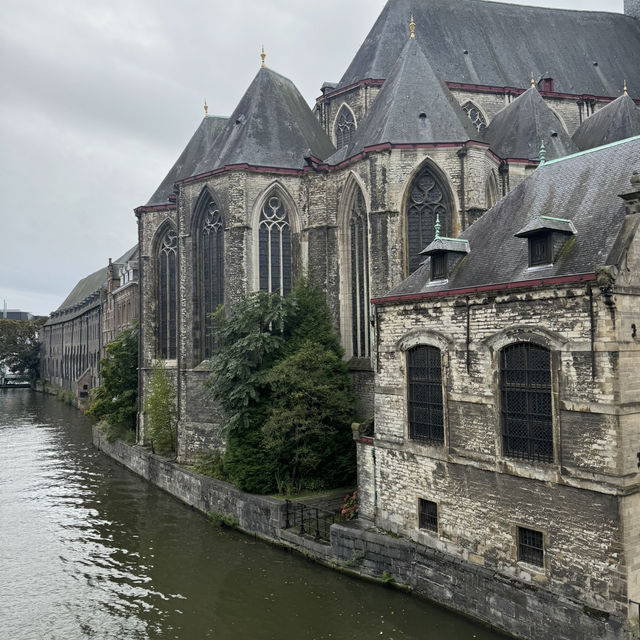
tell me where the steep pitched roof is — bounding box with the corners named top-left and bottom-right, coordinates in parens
top-left (194, 67), bottom-right (335, 174)
top-left (572, 94), bottom-right (640, 151)
top-left (384, 136), bottom-right (640, 298)
top-left (146, 115), bottom-right (227, 206)
top-left (327, 36), bottom-right (480, 163)
top-left (484, 87), bottom-right (578, 161)
top-left (336, 0), bottom-right (640, 98)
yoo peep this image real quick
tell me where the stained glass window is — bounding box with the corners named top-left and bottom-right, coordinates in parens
top-left (407, 167), bottom-right (452, 274)
top-left (335, 106), bottom-right (356, 149)
top-left (200, 198), bottom-right (224, 358)
top-left (407, 345), bottom-right (444, 444)
top-left (259, 195), bottom-right (291, 296)
top-left (501, 343), bottom-right (553, 463)
top-left (350, 188), bottom-right (369, 357)
top-left (158, 228), bottom-right (178, 359)
top-left (462, 101), bottom-right (487, 133)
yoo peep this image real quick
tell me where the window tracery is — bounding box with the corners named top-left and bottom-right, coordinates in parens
top-left (407, 166), bottom-right (452, 274)
top-left (335, 106), bottom-right (356, 149)
top-left (462, 101), bottom-right (487, 133)
top-left (259, 195), bottom-right (291, 296)
top-left (158, 228), bottom-right (178, 359)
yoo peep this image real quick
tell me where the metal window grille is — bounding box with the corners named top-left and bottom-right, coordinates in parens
top-left (418, 499), bottom-right (438, 532)
top-left (201, 199), bottom-right (224, 358)
top-left (431, 253), bottom-right (447, 280)
top-left (407, 167), bottom-right (452, 274)
top-left (259, 195), bottom-right (292, 296)
top-left (462, 101), bottom-right (488, 133)
top-left (517, 526), bottom-right (544, 567)
top-left (349, 188), bottom-right (370, 357)
top-left (335, 107), bottom-right (356, 149)
top-left (529, 233), bottom-right (552, 266)
top-left (501, 343), bottom-right (553, 463)
top-left (407, 346), bottom-right (444, 444)
top-left (159, 229), bottom-right (178, 359)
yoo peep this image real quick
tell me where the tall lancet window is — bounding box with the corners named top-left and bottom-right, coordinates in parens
top-left (259, 194), bottom-right (292, 296)
top-left (200, 198), bottom-right (224, 358)
top-left (350, 188), bottom-right (369, 357)
top-left (335, 106), bottom-right (356, 149)
top-left (158, 227), bottom-right (178, 359)
top-left (407, 166), bottom-right (452, 274)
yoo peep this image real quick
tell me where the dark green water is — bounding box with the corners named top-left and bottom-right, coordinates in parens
top-left (0, 390), bottom-right (509, 640)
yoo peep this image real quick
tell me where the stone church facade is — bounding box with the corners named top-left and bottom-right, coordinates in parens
top-left (135, 0), bottom-right (640, 462)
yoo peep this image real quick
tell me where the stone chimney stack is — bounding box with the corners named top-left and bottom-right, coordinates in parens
top-left (625, 0), bottom-right (640, 20)
top-left (620, 171), bottom-right (640, 216)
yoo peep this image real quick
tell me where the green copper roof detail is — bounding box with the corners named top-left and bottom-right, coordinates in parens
top-left (545, 134), bottom-right (640, 166)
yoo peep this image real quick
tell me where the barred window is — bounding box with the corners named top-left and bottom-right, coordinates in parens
top-left (259, 195), bottom-right (292, 296)
top-left (335, 106), bottom-right (356, 149)
top-left (200, 198), bottom-right (224, 358)
top-left (407, 346), bottom-right (444, 444)
top-left (350, 187), bottom-right (369, 357)
top-left (529, 233), bottom-right (552, 266)
top-left (418, 499), bottom-right (438, 532)
top-left (431, 253), bottom-right (447, 280)
top-left (462, 101), bottom-right (487, 133)
top-left (517, 526), bottom-right (544, 567)
top-left (158, 228), bottom-right (178, 359)
top-left (407, 167), bottom-right (452, 274)
top-left (500, 343), bottom-right (553, 462)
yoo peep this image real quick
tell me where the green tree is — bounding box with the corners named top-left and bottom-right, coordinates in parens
top-left (207, 279), bottom-right (356, 494)
top-left (144, 360), bottom-right (177, 455)
top-left (87, 324), bottom-right (138, 440)
top-left (0, 317), bottom-right (46, 384)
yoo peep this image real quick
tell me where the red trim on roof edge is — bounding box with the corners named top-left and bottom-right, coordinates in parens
top-left (371, 273), bottom-right (596, 306)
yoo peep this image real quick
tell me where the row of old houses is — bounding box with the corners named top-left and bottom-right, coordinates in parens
top-left (40, 0), bottom-right (640, 637)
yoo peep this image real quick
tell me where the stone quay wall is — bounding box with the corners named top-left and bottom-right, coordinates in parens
top-left (93, 426), bottom-right (635, 640)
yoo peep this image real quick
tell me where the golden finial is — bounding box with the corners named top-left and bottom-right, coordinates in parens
top-left (260, 45), bottom-right (266, 68)
top-left (410, 15), bottom-right (415, 38)
top-left (624, 79), bottom-right (628, 95)
top-left (204, 98), bottom-right (208, 117)
top-left (530, 72), bottom-right (535, 88)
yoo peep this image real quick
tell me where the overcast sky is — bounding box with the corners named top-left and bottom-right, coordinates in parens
top-left (0, 0), bottom-right (625, 316)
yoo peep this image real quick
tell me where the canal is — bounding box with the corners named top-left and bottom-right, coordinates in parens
top-left (0, 390), bottom-right (509, 640)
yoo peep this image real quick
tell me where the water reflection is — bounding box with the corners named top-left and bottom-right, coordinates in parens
top-left (0, 390), bottom-right (508, 640)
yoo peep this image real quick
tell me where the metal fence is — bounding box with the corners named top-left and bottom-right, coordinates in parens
top-left (283, 500), bottom-right (338, 542)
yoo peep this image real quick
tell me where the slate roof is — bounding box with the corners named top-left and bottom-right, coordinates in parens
top-left (336, 0), bottom-right (640, 99)
top-left (383, 135), bottom-right (640, 299)
top-left (146, 115), bottom-right (227, 206)
top-left (572, 94), bottom-right (640, 151)
top-left (326, 37), bottom-right (480, 164)
top-left (484, 87), bottom-right (578, 161)
top-left (193, 67), bottom-right (335, 174)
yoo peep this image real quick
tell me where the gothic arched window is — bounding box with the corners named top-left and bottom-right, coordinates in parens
top-left (259, 194), bottom-right (292, 296)
top-left (500, 342), bottom-right (553, 463)
top-left (158, 227), bottom-right (178, 359)
top-left (349, 188), bottom-right (369, 357)
top-left (407, 345), bottom-right (444, 444)
top-left (199, 197), bottom-right (224, 358)
top-left (462, 101), bottom-right (487, 133)
top-left (335, 106), bottom-right (356, 149)
top-left (407, 166), bottom-right (453, 274)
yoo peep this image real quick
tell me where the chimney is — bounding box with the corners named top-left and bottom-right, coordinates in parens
top-left (620, 171), bottom-right (640, 216)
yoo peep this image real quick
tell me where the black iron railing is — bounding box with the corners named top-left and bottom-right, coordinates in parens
top-left (284, 500), bottom-right (337, 542)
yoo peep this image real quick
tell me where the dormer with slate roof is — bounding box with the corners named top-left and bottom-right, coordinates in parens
top-left (572, 93), bottom-right (640, 151)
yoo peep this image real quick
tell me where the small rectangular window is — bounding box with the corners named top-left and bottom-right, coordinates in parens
top-left (418, 499), bottom-right (438, 532)
top-left (529, 234), bottom-right (551, 266)
top-left (517, 526), bottom-right (544, 567)
top-left (431, 253), bottom-right (447, 280)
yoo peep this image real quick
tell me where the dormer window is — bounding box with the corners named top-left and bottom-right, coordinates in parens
top-left (515, 216), bottom-right (577, 268)
top-left (420, 236), bottom-right (470, 282)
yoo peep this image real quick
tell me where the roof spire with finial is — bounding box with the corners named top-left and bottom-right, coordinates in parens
top-left (530, 72), bottom-right (535, 88)
top-left (434, 213), bottom-right (441, 240)
top-left (410, 14), bottom-right (415, 39)
top-left (260, 45), bottom-right (266, 68)
top-left (204, 98), bottom-right (209, 117)
top-left (624, 79), bottom-right (628, 96)
top-left (539, 139), bottom-right (546, 166)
